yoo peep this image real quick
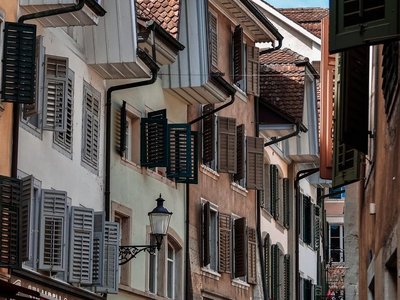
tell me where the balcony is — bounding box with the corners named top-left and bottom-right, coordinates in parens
top-left (19, 0), bottom-right (105, 27)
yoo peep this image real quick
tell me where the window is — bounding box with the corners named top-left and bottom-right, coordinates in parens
top-left (301, 195), bottom-right (312, 245)
top-left (233, 217), bottom-right (246, 280)
top-left (81, 81), bottom-right (101, 173)
top-left (201, 201), bottom-right (218, 271)
top-left (264, 164), bottom-right (289, 222)
top-left (167, 243), bottom-right (175, 299)
top-left (123, 107), bottom-right (140, 164)
top-left (235, 44), bottom-right (247, 92)
top-left (328, 186), bottom-right (346, 199)
top-left (329, 224), bottom-right (344, 263)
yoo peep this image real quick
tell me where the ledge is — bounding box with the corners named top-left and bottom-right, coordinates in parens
top-left (201, 267), bottom-right (221, 280)
top-left (200, 164), bottom-right (220, 181)
top-left (230, 182), bottom-right (248, 196)
top-left (231, 279), bottom-right (249, 290)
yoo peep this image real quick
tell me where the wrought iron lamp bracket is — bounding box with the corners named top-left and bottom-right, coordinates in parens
top-left (119, 244), bottom-right (158, 265)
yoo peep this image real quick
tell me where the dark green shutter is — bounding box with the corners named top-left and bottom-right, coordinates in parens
top-left (234, 124), bottom-right (245, 181)
top-left (176, 131), bottom-right (199, 184)
top-left (271, 244), bottom-right (279, 299)
top-left (202, 104), bottom-right (215, 164)
top-left (270, 165), bottom-right (278, 218)
top-left (167, 124), bottom-right (192, 178)
top-left (315, 285), bottom-right (322, 300)
top-left (303, 196), bottom-right (311, 245)
top-left (264, 234), bottom-right (270, 296)
top-left (140, 109), bottom-right (168, 167)
top-left (119, 101), bottom-right (127, 157)
top-left (304, 279), bottom-right (312, 299)
top-left (234, 217), bottom-right (246, 278)
top-left (233, 25), bottom-right (243, 83)
top-left (283, 178), bottom-right (290, 228)
top-left (1, 22), bottom-right (37, 104)
top-left (284, 254), bottom-right (290, 300)
top-left (202, 202), bottom-right (210, 267)
top-left (314, 206), bottom-right (321, 251)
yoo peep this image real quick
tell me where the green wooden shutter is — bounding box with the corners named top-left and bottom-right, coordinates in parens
top-left (314, 285), bottom-right (322, 300)
top-left (176, 131), bottom-right (199, 184)
top-left (283, 178), bottom-right (290, 229)
top-left (217, 117), bottom-right (237, 173)
top-left (202, 104), bottom-right (215, 164)
top-left (314, 206), bottom-right (321, 251)
top-left (234, 217), bottom-right (247, 278)
top-left (119, 101), bottom-right (127, 157)
top-left (246, 136), bottom-right (264, 190)
top-left (167, 124), bottom-right (192, 178)
top-left (233, 25), bottom-right (243, 84)
top-left (140, 109), bottom-right (168, 167)
top-left (270, 165), bottom-right (278, 218)
top-left (264, 234), bottom-right (270, 296)
top-left (247, 227), bottom-right (257, 284)
top-left (284, 254), bottom-right (290, 300)
top-left (303, 196), bottom-right (311, 245)
top-left (1, 22), bottom-right (37, 104)
top-left (234, 124), bottom-right (245, 182)
top-left (271, 244), bottom-right (279, 299)
top-left (218, 213), bottom-right (231, 273)
top-left (202, 202), bottom-right (211, 267)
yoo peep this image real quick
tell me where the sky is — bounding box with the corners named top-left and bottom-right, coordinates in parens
top-left (264, 0), bottom-right (329, 8)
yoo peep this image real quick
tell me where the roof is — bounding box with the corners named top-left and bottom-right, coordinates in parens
top-left (136, 0), bottom-right (180, 38)
top-left (278, 8), bottom-right (328, 38)
top-left (259, 48), bottom-right (308, 121)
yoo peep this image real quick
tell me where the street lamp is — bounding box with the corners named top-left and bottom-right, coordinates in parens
top-left (119, 194), bottom-right (173, 265)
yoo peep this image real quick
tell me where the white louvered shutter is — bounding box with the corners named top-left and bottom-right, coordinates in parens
top-left (92, 212), bottom-right (105, 287)
top-left (68, 207), bottom-right (94, 284)
top-left (20, 176), bottom-right (34, 262)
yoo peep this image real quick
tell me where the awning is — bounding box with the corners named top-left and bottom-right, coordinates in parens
top-left (0, 279), bottom-right (52, 300)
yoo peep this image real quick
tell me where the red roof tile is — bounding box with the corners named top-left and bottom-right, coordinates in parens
top-left (136, 0), bottom-right (180, 38)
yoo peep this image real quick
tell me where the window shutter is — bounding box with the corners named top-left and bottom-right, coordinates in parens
top-left (1, 22), bottom-right (36, 104)
top-left (314, 285), bottom-right (322, 300)
top-left (140, 109), bottom-right (168, 167)
top-left (95, 222), bottom-right (120, 294)
top-left (0, 176), bottom-right (21, 268)
top-left (217, 117), bottom-right (237, 173)
top-left (247, 227), bottom-right (257, 284)
top-left (304, 279), bottom-right (312, 299)
top-left (284, 254), bottom-right (290, 300)
top-left (303, 196), bottom-right (311, 245)
top-left (271, 244), bottom-right (279, 300)
top-left (246, 136), bottom-right (264, 190)
top-left (68, 207), bottom-right (94, 285)
top-left (218, 213), bottom-right (231, 273)
top-left (20, 176), bottom-right (34, 262)
top-left (118, 101), bottom-right (127, 157)
top-left (92, 212), bottom-right (105, 287)
top-left (233, 25), bottom-right (243, 84)
top-left (202, 104), bottom-right (215, 164)
top-left (39, 189), bottom-right (68, 272)
top-left (283, 178), bottom-right (290, 229)
top-left (329, 0), bottom-right (399, 53)
top-left (270, 165), bottom-right (278, 217)
top-left (234, 217), bottom-right (246, 278)
top-left (234, 124), bottom-right (245, 181)
top-left (43, 55), bottom-right (68, 131)
top-left (247, 46), bottom-right (260, 96)
top-left (202, 202), bottom-right (210, 267)
top-left (208, 13), bottom-right (218, 69)
top-left (382, 41), bottom-right (399, 116)
top-left (314, 206), bottom-right (320, 251)
top-left (262, 165), bottom-right (271, 211)
top-left (167, 124), bottom-right (192, 179)
top-left (176, 131), bottom-right (199, 184)
top-left (264, 234), bottom-right (270, 295)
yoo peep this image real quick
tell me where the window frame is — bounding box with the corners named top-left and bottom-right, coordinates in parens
top-left (122, 104), bottom-right (141, 165)
top-left (329, 223), bottom-right (345, 263)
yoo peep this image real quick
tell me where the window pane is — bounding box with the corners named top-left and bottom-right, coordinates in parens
top-left (149, 252), bottom-right (157, 293)
top-left (167, 244), bottom-right (174, 298)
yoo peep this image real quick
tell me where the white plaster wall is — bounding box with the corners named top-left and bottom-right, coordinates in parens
top-left (18, 26), bottom-right (105, 211)
top-left (299, 242), bottom-right (318, 281)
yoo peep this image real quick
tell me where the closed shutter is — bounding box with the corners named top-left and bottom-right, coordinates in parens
top-left (233, 25), bottom-right (243, 84)
top-left (0, 176), bottom-right (22, 268)
top-left (314, 206), bottom-right (320, 251)
top-left (217, 117), bottom-right (237, 173)
top-left (118, 101), bottom-right (127, 157)
top-left (304, 279), bottom-right (312, 299)
top-left (303, 196), bottom-right (311, 245)
top-left (271, 244), bottom-right (279, 299)
top-left (1, 22), bottom-right (36, 104)
top-left (262, 165), bottom-right (271, 210)
top-left (39, 189), bottom-right (67, 272)
top-left (202, 104), bottom-right (215, 164)
top-left (270, 165), bottom-right (278, 217)
top-left (43, 55), bottom-right (68, 131)
top-left (202, 202), bottom-right (210, 267)
top-left (382, 41), bottom-right (399, 115)
top-left (20, 176), bottom-right (34, 262)
top-left (218, 213), bottom-right (231, 273)
top-left (234, 217), bottom-right (246, 278)
top-left (234, 124), bottom-right (245, 181)
top-left (208, 13), bottom-right (218, 69)
top-left (264, 234), bottom-right (270, 296)
top-left (167, 124), bottom-right (192, 179)
top-left (284, 254), bottom-right (290, 300)
top-left (140, 109), bottom-right (168, 167)
top-left (246, 136), bottom-right (264, 190)
top-left (247, 227), bottom-right (257, 284)
top-left (176, 131), bottom-right (199, 184)
top-left (247, 46), bottom-right (260, 96)
top-left (314, 285), bottom-right (322, 300)
top-left (283, 178), bottom-right (290, 228)
top-left (92, 212), bottom-right (105, 287)
top-left (68, 207), bottom-right (94, 284)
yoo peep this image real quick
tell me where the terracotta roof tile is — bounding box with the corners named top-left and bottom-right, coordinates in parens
top-left (278, 8), bottom-right (328, 38)
top-left (136, 0), bottom-right (180, 38)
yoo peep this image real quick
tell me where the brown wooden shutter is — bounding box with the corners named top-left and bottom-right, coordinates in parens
top-left (247, 46), bottom-right (260, 96)
top-left (202, 104), bottom-right (215, 164)
top-left (382, 41), bottom-right (399, 116)
top-left (234, 124), bottom-right (245, 181)
top-left (208, 13), bottom-right (218, 69)
top-left (234, 217), bottom-right (246, 278)
top-left (218, 213), bottom-right (231, 273)
top-left (247, 227), bottom-right (257, 284)
top-left (233, 25), bottom-right (243, 84)
top-left (202, 202), bottom-right (211, 267)
top-left (246, 136), bottom-right (264, 190)
top-left (217, 117), bottom-right (237, 173)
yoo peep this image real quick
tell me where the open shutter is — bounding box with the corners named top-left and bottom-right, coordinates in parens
top-left (314, 206), bottom-right (320, 251)
top-left (92, 212), bottom-right (105, 287)
top-left (261, 165), bottom-right (271, 210)
top-left (39, 189), bottom-right (67, 272)
top-left (217, 117), bottom-right (237, 173)
top-left (271, 244), bottom-right (279, 300)
top-left (140, 109), bottom-right (168, 167)
top-left (314, 285), bottom-right (322, 300)
top-left (0, 176), bottom-right (21, 268)
top-left (20, 176), bottom-right (33, 262)
top-left (246, 136), bottom-right (264, 190)
top-left (119, 101), bottom-right (127, 157)
top-left (382, 41), bottom-right (399, 115)
top-left (43, 55), bottom-right (68, 131)
top-left (68, 207), bottom-right (94, 284)
top-left (202, 104), bottom-right (215, 164)
top-left (218, 213), bottom-right (231, 273)
top-left (233, 25), bottom-right (243, 84)
top-left (283, 178), bottom-right (290, 229)
top-left (202, 202), bottom-right (210, 267)
top-left (96, 222), bottom-right (120, 294)
top-left (247, 227), bottom-right (257, 284)
top-left (264, 234), bottom-right (270, 296)
top-left (270, 165), bottom-right (278, 217)
top-left (1, 22), bottom-right (36, 104)
top-left (247, 46), bottom-right (260, 96)
top-left (234, 217), bottom-right (246, 278)
top-left (284, 254), bottom-right (290, 300)
top-left (234, 124), bottom-right (245, 181)
top-left (208, 13), bottom-right (218, 69)
top-left (303, 196), bottom-right (311, 245)
top-left (167, 124), bottom-right (192, 178)
top-left (176, 131), bottom-right (199, 184)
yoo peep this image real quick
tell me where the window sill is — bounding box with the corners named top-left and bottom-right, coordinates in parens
top-left (201, 267), bottom-right (221, 280)
top-left (119, 285), bottom-right (166, 300)
top-left (233, 85), bottom-right (248, 103)
top-left (120, 157), bottom-right (143, 173)
top-left (146, 168), bottom-right (177, 189)
top-left (230, 182), bottom-right (248, 196)
top-left (231, 278), bottom-right (249, 290)
top-left (200, 164), bottom-right (220, 181)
